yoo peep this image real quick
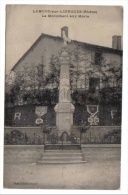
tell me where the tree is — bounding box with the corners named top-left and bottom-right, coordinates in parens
top-left (5, 55), bottom-right (47, 107)
top-left (36, 55), bottom-right (47, 89)
top-left (5, 48), bottom-right (122, 108)
top-left (45, 55), bottom-right (60, 89)
top-left (5, 71), bottom-right (22, 107)
top-left (69, 46), bottom-right (86, 90)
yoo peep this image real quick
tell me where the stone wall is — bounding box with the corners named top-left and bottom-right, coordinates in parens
top-left (83, 126), bottom-right (121, 137)
top-left (5, 126), bottom-right (43, 137)
top-left (5, 126), bottom-right (121, 135)
top-left (4, 126), bottom-right (44, 145)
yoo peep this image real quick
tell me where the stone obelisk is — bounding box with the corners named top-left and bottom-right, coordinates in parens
top-left (54, 27), bottom-right (75, 136)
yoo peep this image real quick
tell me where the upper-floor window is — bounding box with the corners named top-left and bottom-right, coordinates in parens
top-left (37, 64), bottom-right (43, 77)
top-left (94, 52), bottom-right (102, 65)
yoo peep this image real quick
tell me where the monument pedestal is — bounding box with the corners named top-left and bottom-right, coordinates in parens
top-left (54, 102), bottom-right (75, 135)
top-left (54, 29), bottom-right (75, 138)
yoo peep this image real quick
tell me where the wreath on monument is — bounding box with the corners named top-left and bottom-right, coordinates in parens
top-left (59, 131), bottom-right (71, 142)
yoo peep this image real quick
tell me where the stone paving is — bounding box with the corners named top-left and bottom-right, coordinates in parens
top-left (4, 147), bottom-right (121, 190)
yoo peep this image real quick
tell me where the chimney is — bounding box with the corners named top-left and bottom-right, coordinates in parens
top-left (61, 26), bottom-right (68, 38)
top-left (112, 35), bottom-right (118, 49)
top-left (112, 35), bottom-right (122, 50)
top-left (117, 36), bottom-right (121, 50)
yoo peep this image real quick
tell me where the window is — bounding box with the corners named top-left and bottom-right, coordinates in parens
top-left (89, 78), bottom-right (100, 92)
top-left (102, 77), bottom-right (109, 88)
top-left (94, 52), bottom-right (102, 65)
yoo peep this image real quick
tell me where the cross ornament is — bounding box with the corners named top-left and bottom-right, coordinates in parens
top-left (62, 30), bottom-right (71, 46)
top-left (88, 116), bottom-right (99, 125)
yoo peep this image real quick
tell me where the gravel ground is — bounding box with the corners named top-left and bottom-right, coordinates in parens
top-left (3, 147), bottom-right (121, 190)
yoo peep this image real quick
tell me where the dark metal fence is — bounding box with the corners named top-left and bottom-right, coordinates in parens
top-left (4, 130), bottom-right (44, 145)
top-left (4, 129), bottom-right (121, 145)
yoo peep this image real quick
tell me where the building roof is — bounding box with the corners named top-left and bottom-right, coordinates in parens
top-left (11, 33), bottom-right (123, 71)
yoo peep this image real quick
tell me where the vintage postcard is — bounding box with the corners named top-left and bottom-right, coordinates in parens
top-left (2, 3), bottom-right (126, 192)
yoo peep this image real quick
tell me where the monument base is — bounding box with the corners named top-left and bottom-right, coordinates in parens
top-left (54, 102), bottom-right (75, 135)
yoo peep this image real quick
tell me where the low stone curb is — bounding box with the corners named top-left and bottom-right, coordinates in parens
top-left (81, 144), bottom-right (121, 148)
top-left (4, 145), bottom-right (44, 149)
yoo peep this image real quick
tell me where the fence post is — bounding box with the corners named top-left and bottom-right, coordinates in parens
top-left (90, 132), bottom-right (91, 143)
top-left (80, 131), bottom-right (81, 145)
top-left (99, 132), bottom-right (101, 143)
top-left (62, 136), bottom-right (63, 150)
top-left (44, 133), bottom-right (45, 145)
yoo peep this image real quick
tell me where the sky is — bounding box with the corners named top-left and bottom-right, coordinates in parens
top-left (6, 5), bottom-right (123, 73)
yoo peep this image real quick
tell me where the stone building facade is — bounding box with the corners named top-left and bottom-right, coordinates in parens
top-left (5, 32), bottom-right (122, 127)
top-left (11, 33), bottom-right (122, 91)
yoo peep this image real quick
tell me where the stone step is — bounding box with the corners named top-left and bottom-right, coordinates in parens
top-left (37, 149), bottom-right (86, 164)
top-left (37, 160), bottom-right (87, 164)
top-left (44, 150), bottom-right (82, 153)
top-left (43, 153), bottom-right (82, 157)
top-left (42, 157), bottom-right (83, 161)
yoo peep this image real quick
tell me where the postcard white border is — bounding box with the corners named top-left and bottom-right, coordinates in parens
top-left (0, 0), bottom-right (128, 194)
